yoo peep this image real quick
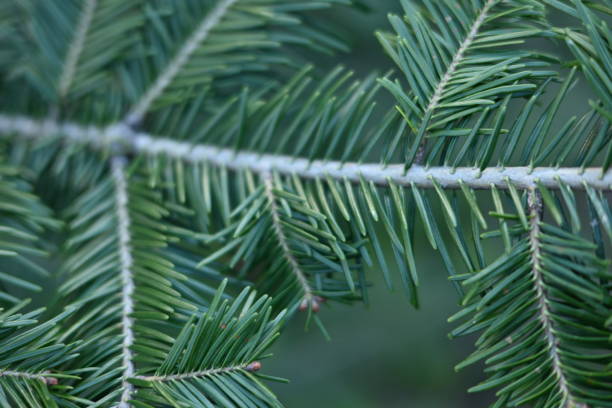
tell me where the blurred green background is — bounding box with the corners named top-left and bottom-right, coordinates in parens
top-left (265, 2), bottom-right (597, 407)
top-left (268, 249), bottom-right (491, 408)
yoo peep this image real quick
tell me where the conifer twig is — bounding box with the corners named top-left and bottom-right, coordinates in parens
top-left (124, 0), bottom-right (237, 125)
top-left (527, 190), bottom-right (577, 408)
top-left (416, 0), bottom-right (495, 164)
top-left (58, 0), bottom-right (97, 98)
top-left (133, 362), bottom-right (260, 382)
top-left (0, 114), bottom-right (609, 190)
top-left (111, 157), bottom-right (136, 408)
top-left (263, 175), bottom-right (315, 308)
top-left (0, 370), bottom-right (48, 382)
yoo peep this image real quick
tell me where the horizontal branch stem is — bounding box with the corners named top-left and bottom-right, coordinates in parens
top-left (133, 364), bottom-right (247, 382)
top-left (0, 114), bottom-right (610, 190)
top-left (0, 370), bottom-right (47, 382)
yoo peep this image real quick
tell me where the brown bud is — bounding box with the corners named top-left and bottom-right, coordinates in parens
top-left (311, 299), bottom-right (320, 313)
top-left (246, 361), bottom-right (262, 372)
top-left (298, 299), bottom-right (309, 312)
top-left (44, 377), bottom-right (59, 386)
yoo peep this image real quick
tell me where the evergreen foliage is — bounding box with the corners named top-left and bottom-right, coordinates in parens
top-left (0, 0), bottom-right (610, 407)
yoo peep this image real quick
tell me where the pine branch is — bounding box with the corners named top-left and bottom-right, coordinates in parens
top-left (527, 190), bottom-right (575, 407)
top-left (0, 308), bottom-right (78, 406)
top-left (129, 281), bottom-right (285, 407)
top-left (124, 0), bottom-right (236, 125)
top-left (263, 175), bottom-right (315, 307)
top-left (133, 363), bottom-right (251, 382)
top-left (378, 0), bottom-right (554, 167)
top-left (111, 157), bottom-right (137, 408)
top-left (424, 0), bottom-right (495, 116)
top-left (8, 0), bottom-right (144, 105)
top-left (0, 1), bottom-right (610, 406)
top-left (197, 173), bottom-right (361, 314)
top-left (0, 370), bottom-right (47, 382)
top-left (57, 0), bottom-right (97, 99)
top-left (1, 114), bottom-right (610, 190)
top-left (56, 164), bottom-right (198, 405)
top-left (120, 0), bottom-right (353, 127)
top-left (415, 0), bottom-right (496, 164)
top-left (450, 186), bottom-right (611, 407)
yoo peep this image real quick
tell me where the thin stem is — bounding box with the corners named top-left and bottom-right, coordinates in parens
top-left (425, 0), bottom-right (495, 114)
top-left (528, 190), bottom-right (577, 408)
top-left (263, 175), bottom-right (314, 305)
top-left (0, 370), bottom-right (47, 382)
top-left (124, 0), bottom-right (237, 125)
top-left (133, 364), bottom-right (248, 382)
top-left (0, 114), bottom-right (610, 190)
top-left (417, 0), bottom-right (496, 164)
top-left (58, 0), bottom-right (97, 98)
top-left (111, 157), bottom-right (136, 408)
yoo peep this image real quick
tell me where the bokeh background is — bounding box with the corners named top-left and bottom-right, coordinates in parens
top-left (264, 2), bottom-right (597, 407)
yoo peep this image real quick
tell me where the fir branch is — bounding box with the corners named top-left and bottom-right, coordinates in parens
top-left (111, 157), bottom-right (136, 408)
top-left (57, 0), bottom-right (97, 98)
top-left (0, 1), bottom-right (610, 406)
top-left (425, 0), bottom-right (495, 115)
top-left (133, 363), bottom-right (250, 382)
top-left (9, 0), bottom-right (144, 104)
top-left (0, 370), bottom-right (47, 382)
top-left (0, 114), bottom-right (610, 190)
top-left (378, 0), bottom-right (553, 168)
top-left (452, 187), bottom-right (610, 406)
top-left (130, 282), bottom-right (285, 407)
top-left (527, 190), bottom-right (575, 407)
top-left (0, 308), bottom-right (77, 405)
top-left (264, 175), bottom-right (315, 306)
top-left (125, 0), bottom-right (237, 125)
top-left (415, 0), bottom-right (494, 164)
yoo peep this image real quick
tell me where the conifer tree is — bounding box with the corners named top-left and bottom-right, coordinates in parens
top-left (0, 0), bottom-right (610, 407)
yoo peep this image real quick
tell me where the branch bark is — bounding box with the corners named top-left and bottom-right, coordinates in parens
top-left (111, 157), bottom-right (136, 408)
top-left (1, 114), bottom-right (610, 190)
